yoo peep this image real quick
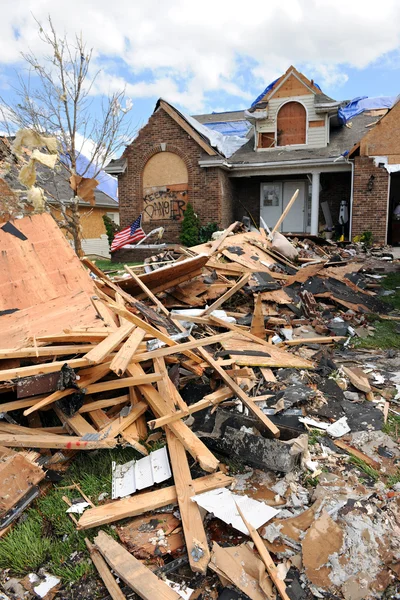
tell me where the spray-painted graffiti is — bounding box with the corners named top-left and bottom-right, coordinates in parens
top-left (142, 188), bottom-right (188, 222)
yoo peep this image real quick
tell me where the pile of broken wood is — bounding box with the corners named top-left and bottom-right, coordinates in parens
top-left (0, 214), bottom-right (399, 600)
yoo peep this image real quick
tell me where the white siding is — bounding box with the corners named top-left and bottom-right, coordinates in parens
top-left (256, 94), bottom-right (328, 149)
top-left (82, 234), bottom-right (110, 258)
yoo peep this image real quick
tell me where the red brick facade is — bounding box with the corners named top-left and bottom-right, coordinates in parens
top-left (118, 107), bottom-right (234, 242)
top-left (352, 156), bottom-right (389, 244)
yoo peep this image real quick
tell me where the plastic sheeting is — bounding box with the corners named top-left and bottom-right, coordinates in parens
top-left (338, 96), bottom-right (397, 124)
top-left (203, 120), bottom-right (251, 137)
top-left (251, 78), bottom-right (280, 107)
top-left (61, 152), bottom-right (118, 202)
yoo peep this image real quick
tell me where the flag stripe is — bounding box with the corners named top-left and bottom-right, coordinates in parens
top-left (111, 215), bottom-right (146, 252)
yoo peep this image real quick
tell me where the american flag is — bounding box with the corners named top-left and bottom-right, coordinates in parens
top-left (111, 215), bottom-right (146, 252)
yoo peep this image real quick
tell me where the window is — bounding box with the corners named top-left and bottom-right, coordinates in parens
top-left (106, 212), bottom-right (120, 225)
top-left (276, 101), bottom-right (306, 147)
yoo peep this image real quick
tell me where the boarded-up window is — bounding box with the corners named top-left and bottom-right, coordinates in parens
top-left (259, 132), bottom-right (275, 149)
top-left (142, 152), bottom-right (188, 223)
top-left (277, 102), bottom-right (306, 147)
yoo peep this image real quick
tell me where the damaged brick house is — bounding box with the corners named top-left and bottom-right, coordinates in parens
top-left (107, 66), bottom-right (400, 246)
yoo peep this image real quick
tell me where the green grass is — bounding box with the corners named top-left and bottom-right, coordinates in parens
top-left (381, 272), bottom-right (400, 311)
top-left (382, 413), bottom-right (400, 437)
top-left (93, 259), bottom-right (140, 273)
top-left (387, 471), bottom-right (400, 488)
top-left (0, 447), bottom-right (140, 583)
top-left (349, 456), bottom-right (380, 482)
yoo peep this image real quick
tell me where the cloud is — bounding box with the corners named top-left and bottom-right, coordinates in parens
top-left (0, 0), bottom-right (399, 112)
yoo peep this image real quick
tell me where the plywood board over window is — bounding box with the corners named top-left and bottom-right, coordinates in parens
top-left (259, 132), bottom-right (276, 149)
top-left (142, 152), bottom-right (189, 223)
top-left (277, 102), bottom-right (306, 147)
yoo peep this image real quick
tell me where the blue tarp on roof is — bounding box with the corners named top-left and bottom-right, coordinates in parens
top-left (202, 120), bottom-right (251, 137)
top-left (251, 78), bottom-right (280, 107)
top-left (338, 96), bottom-right (397, 125)
top-left (61, 151), bottom-right (118, 202)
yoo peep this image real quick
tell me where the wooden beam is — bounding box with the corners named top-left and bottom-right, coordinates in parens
top-left (235, 502), bottom-right (291, 600)
top-left (0, 433), bottom-right (117, 450)
top-left (54, 406), bottom-right (98, 437)
top-left (209, 315), bottom-right (274, 347)
top-left (201, 274), bottom-right (251, 315)
top-left (85, 373), bottom-right (163, 394)
top-left (85, 538), bottom-right (126, 600)
top-left (78, 472), bottom-right (233, 529)
top-left (0, 345), bottom-right (96, 359)
top-left (271, 189), bottom-right (299, 235)
top-left (79, 395), bottom-right (129, 413)
top-left (94, 531), bottom-right (180, 600)
top-left (36, 333), bottom-right (109, 343)
top-left (124, 266), bottom-right (170, 316)
top-left (207, 221), bottom-right (240, 255)
top-left (279, 336), bottom-right (346, 346)
top-left (99, 401), bottom-right (148, 438)
top-left (110, 328), bottom-right (146, 376)
top-left (0, 358), bottom-right (91, 382)
top-left (198, 347), bottom-right (280, 438)
top-left (250, 294), bottom-right (265, 339)
top-left (84, 323), bottom-right (135, 365)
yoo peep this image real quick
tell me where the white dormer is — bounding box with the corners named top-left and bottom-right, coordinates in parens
top-left (252, 66), bottom-right (329, 151)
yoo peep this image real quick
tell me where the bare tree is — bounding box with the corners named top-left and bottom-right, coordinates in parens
top-left (0, 16), bottom-right (133, 255)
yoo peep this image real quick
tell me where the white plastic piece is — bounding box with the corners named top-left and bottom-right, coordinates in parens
top-left (165, 579), bottom-right (194, 599)
top-left (326, 416), bottom-right (351, 438)
top-left (66, 502), bottom-right (90, 514)
top-left (191, 488), bottom-right (280, 535)
top-left (112, 446), bottom-right (171, 499)
top-left (33, 573), bottom-right (60, 598)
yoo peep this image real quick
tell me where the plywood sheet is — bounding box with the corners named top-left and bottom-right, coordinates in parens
top-left (0, 214), bottom-right (97, 311)
top-left (220, 335), bottom-right (314, 368)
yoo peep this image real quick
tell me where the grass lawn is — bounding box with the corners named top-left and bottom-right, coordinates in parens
top-left (93, 259), bottom-right (140, 273)
top-left (355, 272), bottom-right (400, 350)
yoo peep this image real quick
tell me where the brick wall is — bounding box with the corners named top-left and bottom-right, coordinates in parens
top-left (118, 107), bottom-right (231, 243)
top-left (0, 177), bottom-right (23, 221)
top-left (352, 156), bottom-right (389, 244)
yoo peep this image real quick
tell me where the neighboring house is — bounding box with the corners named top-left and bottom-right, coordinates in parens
top-left (0, 138), bottom-right (119, 257)
top-left (108, 66), bottom-right (400, 246)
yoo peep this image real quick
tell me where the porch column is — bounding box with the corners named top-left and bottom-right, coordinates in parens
top-left (311, 171), bottom-right (320, 236)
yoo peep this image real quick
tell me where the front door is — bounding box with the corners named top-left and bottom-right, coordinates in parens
top-left (260, 181), bottom-right (306, 233)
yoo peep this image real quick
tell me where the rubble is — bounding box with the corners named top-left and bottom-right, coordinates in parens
top-left (0, 213), bottom-right (400, 599)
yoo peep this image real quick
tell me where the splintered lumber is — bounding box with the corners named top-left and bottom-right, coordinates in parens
top-left (271, 189), bottom-right (299, 235)
top-left (342, 366), bottom-right (371, 394)
top-left (85, 538), bottom-right (126, 600)
top-left (209, 315), bottom-right (273, 347)
top-left (127, 363), bottom-right (219, 472)
top-left (157, 358), bottom-right (209, 573)
top-left (0, 345), bottom-right (96, 359)
top-left (94, 531), bottom-right (180, 600)
top-left (0, 433), bottom-right (117, 450)
top-left (129, 331), bottom-right (234, 363)
top-left (280, 336), bottom-right (346, 346)
top-left (0, 358), bottom-right (91, 382)
top-left (201, 273), bottom-right (251, 315)
top-left (106, 302), bottom-right (202, 364)
top-left (147, 386), bottom-right (234, 429)
top-left (54, 406), bottom-right (98, 437)
top-left (110, 328), bottom-right (146, 376)
top-left (260, 367), bottom-right (277, 382)
top-left (235, 503), bottom-right (291, 600)
top-left (36, 333), bottom-right (109, 343)
top-left (250, 294), bottom-right (265, 339)
top-left (124, 266), bottom-right (170, 316)
top-left (23, 362), bottom-right (112, 417)
top-left (99, 401), bottom-right (148, 438)
top-left (78, 472), bottom-right (233, 529)
top-left (206, 221), bottom-right (240, 255)
top-left (220, 336), bottom-right (314, 369)
top-left (86, 373), bottom-right (163, 394)
top-left (79, 395), bottom-right (129, 413)
top-left (166, 431), bottom-right (210, 573)
top-left (333, 440), bottom-right (380, 469)
top-left (198, 347), bottom-right (280, 438)
top-left (84, 322), bottom-right (135, 365)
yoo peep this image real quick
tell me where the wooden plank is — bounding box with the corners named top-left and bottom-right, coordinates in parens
top-left (260, 368), bottom-right (277, 383)
top-left (94, 531), bottom-right (180, 600)
top-left (54, 406), bottom-right (98, 437)
top-left (88, 409), bottom-right (112, 430)
top-left (85, 374), bottom-right (163, 394)
top-left (250, 294), bottom-right (265, 339)
top-left (220, 336), bottom-right (314, 369)
top-left (129, 331), bottom-right (234, 363)
top-left (235, 503), bottom-right (291, 600)
top-left (99, 402), bottom-right (148, 438)
top-left (110, 328), bottom-right (146, 376)
top-left (79, 395), bottom-right (129, 414)
top-left (85, 538), bottom-right (126, 600)
top-left (166, 430), bottom-right (210, 573)
top-left (124, 266), bottom-right (170, 316)
top-left (206, 221), bottom-right (240, 256)
top-left (0, 358), bottom-right (91, 382)
top-left (0, 345), bottom-right (96, 359)
top-left (84, 323), bottom-right (135, 365)
top-left (127, 363), bottom-right (219, 473)
top-left (333, 440), bottom-right (380, 469)
top-left (36, 333), bottom-right (109, 343)
top-left (201, 274), bottom-right (250, 315)
top-left (279, 336), bottom-right (346, 346)
top-left (0, 433), bottom-right (117, 450)
top-left (209, 316), bottom-right (273, 347)
top-left (342, 366), bottom-right (371, 394)
top-left (198, 347), bottom-right (281, 438)
top-left (78, 472), bottom-right (233, 529)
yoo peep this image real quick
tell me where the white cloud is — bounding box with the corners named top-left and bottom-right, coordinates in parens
top-left (0, 0), bottom-right (399, 112)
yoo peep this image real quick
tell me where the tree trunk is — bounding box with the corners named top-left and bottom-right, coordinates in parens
top-left (71, 198), bottom-right (83, 257)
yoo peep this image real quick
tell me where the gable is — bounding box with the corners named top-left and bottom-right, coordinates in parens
top-left (270, 73), bottom-right (313, 100)
top-left (359, 100), bottom-right (400, 161)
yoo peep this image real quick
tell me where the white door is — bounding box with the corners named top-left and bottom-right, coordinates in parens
top-left (282, 181), bottom-right (305, 233)
top-left (260, 181), bottom-right (306, 233)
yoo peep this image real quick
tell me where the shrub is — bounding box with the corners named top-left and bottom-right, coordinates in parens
top-left (180, 203), bottom-right (199, 247)
top-left (199, 222), bottom-right (219, 243)
top-left (102, 215), bottom-right (120, 248)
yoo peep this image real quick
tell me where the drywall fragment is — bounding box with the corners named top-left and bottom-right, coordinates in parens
top-left (191, 487), bottom-right (279, 535)
top-left (112, 446), bottom-right (171, 499)
top-left (302, 510), bottom-right (344, 588)
top-left (326, 417), bottom-right (350, 438)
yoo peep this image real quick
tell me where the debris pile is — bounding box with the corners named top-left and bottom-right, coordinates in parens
top-left (0, 214), bottom-right (400, 599)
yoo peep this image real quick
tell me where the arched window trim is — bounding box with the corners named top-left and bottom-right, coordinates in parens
top-left (275, 100), bottom-right (308, 148)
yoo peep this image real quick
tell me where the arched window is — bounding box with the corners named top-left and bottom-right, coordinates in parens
top-left (277, 101), bottom-right (306, 146)
top-left (142, 152), bottom-right (189, 223)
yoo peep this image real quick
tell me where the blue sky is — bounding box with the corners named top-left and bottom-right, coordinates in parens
top-left (1, 0), bottom-right (399, 150)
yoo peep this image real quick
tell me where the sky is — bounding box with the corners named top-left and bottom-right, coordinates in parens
top-left (0, 0), bottom-right (400, 151)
